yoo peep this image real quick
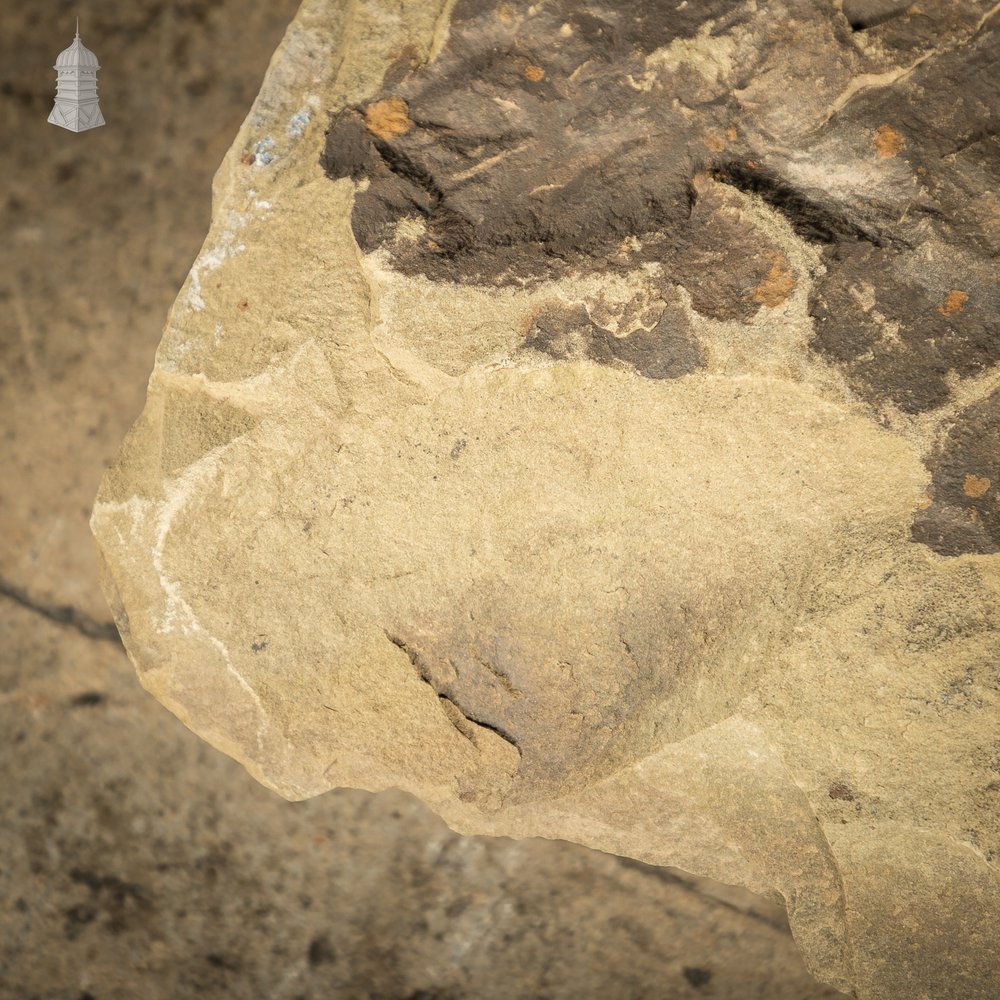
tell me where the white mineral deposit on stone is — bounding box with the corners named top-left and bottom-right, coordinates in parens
top-left (287, 107), bottom-right (312, 137)
top-left (48, 18), bottom-right (106, 133)
top-left (183, 212), bottom-right (248, 314)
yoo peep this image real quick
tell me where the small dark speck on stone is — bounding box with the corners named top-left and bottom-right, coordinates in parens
top-left (251, 640), bottom-right (268, 652)
top-left (206, 953), bottom-right (239, 970)
top-left (71, 691), bottom-right (106, 707)
top-left (829, 781), bottom-right (856, 802)
top-left (62, 903), bottom-right (97, 940)
top-left (307, 933), bottom-right (336, 966)
top-left (683, 966), bottom-right (713, 988)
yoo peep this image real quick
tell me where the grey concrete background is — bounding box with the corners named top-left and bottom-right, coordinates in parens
top-left (0, 3), bottom-right (844, 997)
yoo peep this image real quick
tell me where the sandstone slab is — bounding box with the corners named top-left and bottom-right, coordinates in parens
top-left (92, 2), bottom-right (1000, 997)
top-left (0, 3), bottom-right (843, 995)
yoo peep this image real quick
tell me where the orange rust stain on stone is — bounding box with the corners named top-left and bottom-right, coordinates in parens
top-left (237, 298), bottom-right (249, 313)
top-left (940, 289), bottom-right (969, 315)
top-left (725, 126), bottom-right (738, 141)
top-left (873, 124), bottom-right (905, 158)
top-left (364, 97), bottom-right (413, 140)
top-left (690, 170), bottom-right (714, 197)
top-left (703, 133), bottom-right (726, 152)
top-left (519, 304), bottom-right (548, 338)
top-left (964, 474), bottom-right (991, 499)
top-left (752, 252), bottom-right (796, 308)
top-left (523, 64), bottom-right (545, 82)
top-left (916, 489), bottom-right (934, 511)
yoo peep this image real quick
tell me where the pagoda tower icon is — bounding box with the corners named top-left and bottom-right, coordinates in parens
top-left (48, 18), bottom-right (105, 132)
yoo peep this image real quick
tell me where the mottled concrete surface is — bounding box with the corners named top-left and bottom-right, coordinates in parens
top-left (0, 3), bottom-right (842, 998)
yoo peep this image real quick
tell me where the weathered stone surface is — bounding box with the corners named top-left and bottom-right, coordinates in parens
top-left (0, 3), bottom-right (848, 996)
top-left (92, 1), bottom-right (1000, 998)
top-left (1, 603), bottom-right (845, 1000)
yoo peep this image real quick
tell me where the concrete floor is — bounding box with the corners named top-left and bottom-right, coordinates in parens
top-left (0, 3), bottom-right (844, 997)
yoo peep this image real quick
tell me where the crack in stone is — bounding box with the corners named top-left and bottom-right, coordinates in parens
top-left (0, 575), bottom-right (121, 645)
top-left (471, 652), bottom-right (523, 699)
top-left (613, 857), bottom-right (792, 933)
top-left (384, 630), bottom-right (522, 755)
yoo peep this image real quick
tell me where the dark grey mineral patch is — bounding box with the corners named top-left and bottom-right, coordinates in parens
top-left (804, 15), bottom-right (1000, 415)
top-left (912, 388), bottom-right (1000, 557)
top-left (321, 0), bottom-right (761, 300)
top-left (524, 298), bottom-right (703, 381)
top-left (321, 0), bottom-right (1000, 554)
top-left (322, 0), bottom-right (997, 395)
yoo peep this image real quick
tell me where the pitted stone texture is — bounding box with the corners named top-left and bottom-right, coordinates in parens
top-left (93, 2), bottom-right (1000, 998)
